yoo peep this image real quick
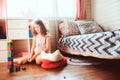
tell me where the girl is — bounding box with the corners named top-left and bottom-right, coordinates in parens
top-left (16, 19), bottom-right (51, 65)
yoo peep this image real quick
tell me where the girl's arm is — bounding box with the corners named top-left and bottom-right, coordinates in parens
top-left (28, 36), bottom-right (36, 62)
top-left (30, 36), bottom-right (36, 57)
top-left (43, 35), bottom-right (51, 52)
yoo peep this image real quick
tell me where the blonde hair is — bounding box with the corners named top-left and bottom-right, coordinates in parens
top-left (32, 19), bottom-right (48, 36)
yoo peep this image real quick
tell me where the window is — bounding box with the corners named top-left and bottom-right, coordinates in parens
top-left (57, 0), bottom-right (76, 17)
top-left (7, 0), bottom-right (76, 18)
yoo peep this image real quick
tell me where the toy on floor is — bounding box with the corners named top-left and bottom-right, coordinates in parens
top-left (22, 66), bottom-right (26, 70)
top-left (7, 40), bottom-right (21, 73)
top-left (14, 64), bottom-right (20, 72)
top-left (7, 40), bottom-right (14, 73)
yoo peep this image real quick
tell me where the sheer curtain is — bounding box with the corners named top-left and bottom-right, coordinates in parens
top-left (7, 0), bottom-right (76, 18)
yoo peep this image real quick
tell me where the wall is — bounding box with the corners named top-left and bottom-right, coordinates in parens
top-left (91, 0), bottom-right (120, 31)
top-left (48, 19), bottom-right (57, 52)
top-left (86, 0), bottom-right (92, 19)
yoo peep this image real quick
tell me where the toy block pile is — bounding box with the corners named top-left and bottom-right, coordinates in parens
top-left (7, 40), bottom-right (14, 73)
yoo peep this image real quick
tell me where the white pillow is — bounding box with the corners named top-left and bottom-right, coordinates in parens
top-left (40, 50), bottom-right (63, 61)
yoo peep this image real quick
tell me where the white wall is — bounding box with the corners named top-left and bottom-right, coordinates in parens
top-left (91, 0), bottom-right (120, 31)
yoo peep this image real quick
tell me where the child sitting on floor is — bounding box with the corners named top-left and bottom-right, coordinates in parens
top-left (16, 18), bottom-right (51, 65)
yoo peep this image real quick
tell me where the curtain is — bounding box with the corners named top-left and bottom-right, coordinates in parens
top-left (0, 0), bottom-right (6, 17)
top-left (75, 0), bottom-right (86, 20)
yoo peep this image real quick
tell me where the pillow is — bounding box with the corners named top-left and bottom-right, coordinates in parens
top-left (22, 52), bottom-right (29, 56)
top-left (77, 21), bottom-right (103, 34)
top-left (40, 50), bottom-right (64, 61)
top-left (41, 57), bottom-right (67, 69)
top-left (59, 20), bottom-right (80, 37)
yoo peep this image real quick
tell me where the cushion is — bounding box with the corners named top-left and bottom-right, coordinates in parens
top-left (59, 20), bottom-right (80, 37)
top-left (77, 21), bottom-right (103, 34)
top-left (22, 52), bottom-right (29, 56)
top-left (40, 50), bottom-right (63, 61)
top-left (41, 57), bottom-right (67, 69)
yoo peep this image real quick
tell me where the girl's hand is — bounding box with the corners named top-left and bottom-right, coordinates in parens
top-left (28, 54), bottom-right (33, 62)
top-left (28, 55), bottom-right (36, 62)
top-left (28, 58), bottom-right (32, 62)
top-left (28, 52), bottom-right (40, 62)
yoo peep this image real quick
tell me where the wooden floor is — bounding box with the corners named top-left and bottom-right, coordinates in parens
top-left (1, 60), bottom-right (120, 80)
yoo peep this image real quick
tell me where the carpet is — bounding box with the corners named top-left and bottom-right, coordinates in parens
top-left (67, 57), bottom-right (102, 66)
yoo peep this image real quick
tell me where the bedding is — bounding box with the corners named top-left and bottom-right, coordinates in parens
top-left (59, 20), bottom-right (80, 37)
top-left (77, 21), bottom-right (103, 34)
top-left (58, 29), bottom-right (120, 59)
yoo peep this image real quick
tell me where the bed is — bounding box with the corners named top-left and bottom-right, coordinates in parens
top-left (58, 20), bottom-right (120, 59)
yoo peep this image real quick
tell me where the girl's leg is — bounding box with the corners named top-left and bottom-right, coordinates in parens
top-left (35, 55), bottom-right (42, 65)
top-left (15, 55), bottom-right (29, 65)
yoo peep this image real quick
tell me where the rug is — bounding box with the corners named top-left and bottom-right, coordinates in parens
top-left (67, 57), bottom-right (102, 66)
